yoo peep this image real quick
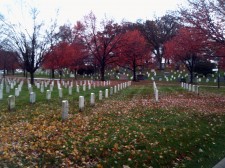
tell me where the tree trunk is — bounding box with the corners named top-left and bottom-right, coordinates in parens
top-left (100, 66), bottom-right (105, 81)
top-left (30, 72), bottom-right (35, 85)
top-left (74, 69), bottom-right (77, 80)
top-left (133, 60), bottom-right (137, 81)
top-left (51, 69), bottom-right (55, 78)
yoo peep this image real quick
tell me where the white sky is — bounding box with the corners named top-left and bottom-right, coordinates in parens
top-left (0, 0), bottom-right (186, 26)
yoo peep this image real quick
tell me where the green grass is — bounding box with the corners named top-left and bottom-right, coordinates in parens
top-left (0, 80), bottom-right (225, 167)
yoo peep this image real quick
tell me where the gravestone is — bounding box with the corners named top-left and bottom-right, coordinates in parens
top-left (58, 88), bottom-right (63, 98)
top-left (110, 87), bottom-right (113, 96)
top-left (50, 84), bottom-right (53, 92)
top-left (41, 84), bottom-right (44, 93)
top-left (83, 84), bottom-right (86, 91)
top-left (76, 85), bottom-right (80, 93)
top-left (6, 85), bottom-right (10, 93)
top-left (46, 90), bottom-right (51, 100)
top-left (105, 89), bottom-right (109, 98)
top-left (30, 92), bottom-right (36, 103)
top-left (0, 89), bottom-right (3, 100)
top-left (99, 90), bottom-right (102, 100)
top-left (155, 89), bottom-right (159, 102)
top-left (90, 93), bottom-right (95, 106)
top-left (15, 88), bottom-right (19, 97)
top-left (79, 96), bottom-right (84, 111)
top-left (8, 95), bottom-right (15, 111)
top-left (68, 86), bottom-right (72, 95)
top-left (114, 86), bottom-right (117, 94)
top-left (62, 100), bottom-right (69, 120)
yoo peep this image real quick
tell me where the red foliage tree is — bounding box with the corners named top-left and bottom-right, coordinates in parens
top-left (77, 12), bottom-right (125, 81)
top-left (165, 27), bottom-right (209, 83)
top-left (180, 0), bottom-right (225, 70)
top-left (43, 42), bottom-right (72, 79)
top-left (118, 30), bottom-right (151, 81)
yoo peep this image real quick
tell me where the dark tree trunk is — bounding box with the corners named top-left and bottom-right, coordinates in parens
top-left (100, 65), bottom-right (105, 81)
top-left (74, 69), bottom-right (77, 80)
top-left (51, 69), bottom-right (55, 78)
top-left (133, 60), bottom-right (137, 81)
top-left (30, 72), bottom-right (35, 85)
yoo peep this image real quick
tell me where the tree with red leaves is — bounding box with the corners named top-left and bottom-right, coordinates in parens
top-left (165, 27), bottom-right (209, 83)
top-left (118, 30), bottom-right (151, 81)
top-left (77, 12), bottom-right (124, 81)
top-left (43, 42), bottom-right (72, 79)
top-left (180, 0), bottom-right (225, 69)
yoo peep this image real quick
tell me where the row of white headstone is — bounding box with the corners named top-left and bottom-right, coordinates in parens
top-left (7, 81), bottom-right (132, 120)
top-left (181, 82), bottom-right (199, 94)
top-left (0, 80), bottom-right (24, 100)
top-left (153, 81), bottom-right (159, 102)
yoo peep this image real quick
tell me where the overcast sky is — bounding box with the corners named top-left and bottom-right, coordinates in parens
top-left (0, 0), bottom-right (187, 26)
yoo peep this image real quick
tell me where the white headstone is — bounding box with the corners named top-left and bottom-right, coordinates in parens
top-left (6, 85), bottom-right (10, 93)
top-left (76, 85), bottom-right (80, 93)
top-left (68, 86), bottom-right (72, 95)
top-left (46, 90), bottom-right (51, 100)
top-left (83, 84), bottom-right (86, 91)
top-left (62, 100), bottom-right (69, 120)
top-left (105, 89), bottom-right (109, 98)
top-left (114, 85), bottom-right (117, 93)
top-left (15, 88), bottom-right (19, 97)
top-left (41, 84), bottom-right (44, 93)
top-left (90, 93), bottom-right (95, 106)
top-left (99, 90), bottom-right (102, 100)
top-left (155, 89), bottom-right (159, 102)
top-left (0, 89), bottom-right (3, 100)
top-left (79, 96), bottom-right (84, 111)
top-left (59, 88), bottom-right (63, 98)
top-left (8, 95), bottom-right (15, 111)
top-left (30, 92), bottom-right (36, 103)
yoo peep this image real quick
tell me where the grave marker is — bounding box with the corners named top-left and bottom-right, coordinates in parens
top-left (79, 96), bottom-right (84, 111)
top-left (8, 95), bottom-right (15, 111)
top-left (62, 100), bottom-right (69, 120)
top-left (46, 90), bottom-right (51, 100)
top-left (105, 89), bottom-right (109, 98)
top-left (99, 90), bottom-right (102, 100)
top-left (90, 93), bottom-right (95, 106)
top-left (30, 92), bottom-right (36, 103)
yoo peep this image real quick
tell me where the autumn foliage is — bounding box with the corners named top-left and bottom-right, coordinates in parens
top-left (118, 30), bottom-right (150, 81)
top-left (165, 27), bottom-right (209, 83)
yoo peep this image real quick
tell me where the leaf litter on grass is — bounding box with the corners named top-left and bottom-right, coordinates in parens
top-left (0, 84), bottom-right (225, 167)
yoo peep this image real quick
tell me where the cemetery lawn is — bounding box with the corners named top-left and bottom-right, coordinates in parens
top-left (0, 81), bottom-right (225, 167)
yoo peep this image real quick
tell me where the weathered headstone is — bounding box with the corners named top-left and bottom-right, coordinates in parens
top-left (8, 95), bottom-right (15, 111)
top-left (79, 96), bottom-right (84, 111)
top-left (62, 100), bottom-right (69, 120)
top-left (90, 93), bottom-right (95, 106)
